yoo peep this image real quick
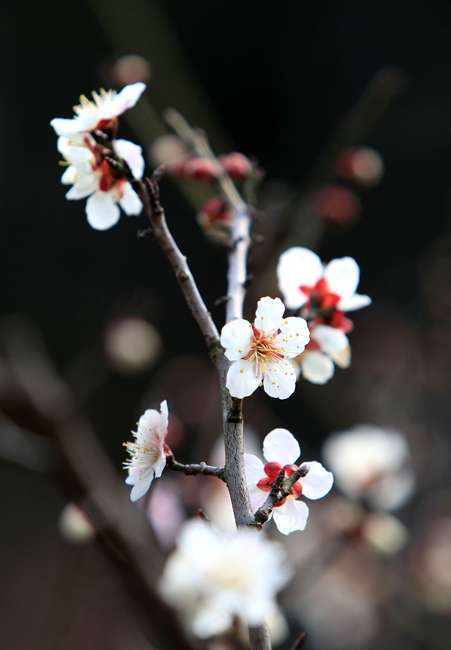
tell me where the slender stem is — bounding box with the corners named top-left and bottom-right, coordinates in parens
top-left (166, 456), bottom-right (226, 481)
top-left (254, 465), bottom-right (310, 525)
top-left (226, 205), bottom-right (252, 323)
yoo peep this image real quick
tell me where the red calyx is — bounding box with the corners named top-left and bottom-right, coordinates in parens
top-left (96, 117), bottom-right (119, 140)
top-left (264, 461), bottom-right (282, 480)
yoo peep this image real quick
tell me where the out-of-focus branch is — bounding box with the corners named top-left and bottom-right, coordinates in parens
top-left (0, 319), bottom-right (200, 650)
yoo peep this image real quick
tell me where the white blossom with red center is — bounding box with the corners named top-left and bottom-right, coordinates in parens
top-left (124, 400), bottom-right (169, 502)
top-left (51, 84), bottom-right (146, 230)
top-left (245, 429), bottom-right (334, 535)
top-left (277, 247), bottom-right (371, 332)
top-left (297, 323), bottom-right (351, 384)
top-left (220, 297), bottom-right (310, 399)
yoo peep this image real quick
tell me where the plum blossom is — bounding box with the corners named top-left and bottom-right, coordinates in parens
top-left (245, 429), bottom-right (334, 535)
top-left (124, 400), bottom-right (169, 502)
top-left (220, 296), bottom-right (310, 399)
top-left (296, 324), bottom-right (351, 384)
top-left (159, 519), bottom-right (292, 638)
top-left (277, 247), bottom-right (371, 331)
top-left (322, 424), bottom-right (416, 511)
top-left (51, 83), bottom-right (146, 230)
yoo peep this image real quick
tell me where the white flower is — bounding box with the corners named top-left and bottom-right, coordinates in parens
top-left (220, 297), bottom-right (310, 399)
top-left (277, 247), bottom-right (371, 329)
top-left (124, 400), bottom-right (168, 502)
top-left (245, 429), bottom-right (334, 535)
top-left (297, 324), bottom-right (351, 385)
top-left (50, 82), bottom-right (146, 138)
top-left (51, 84), bottom-right (146, 230)
top-left (159, 519), bottom-right (291, 638)
top-left (322, 424), bottom-right (416, 511)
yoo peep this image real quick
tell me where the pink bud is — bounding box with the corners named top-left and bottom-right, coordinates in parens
top-left (198, 196), bottom-right (233, 228)
top-left (314, 184), bottom-right (362, 226)
top-left (182, 157), bottom-right (222, 182)
top-left (219, 152), bottom-right (252, 181)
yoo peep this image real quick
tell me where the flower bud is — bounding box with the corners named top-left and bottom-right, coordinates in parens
top-left (218, 152), bottom-right (252, 181)
top-left (197, 197), bottom-right (233, 229)
top-left (182, 157), bottom-right (222, 182)
top-left (314, 184), bottom-right (362, 226)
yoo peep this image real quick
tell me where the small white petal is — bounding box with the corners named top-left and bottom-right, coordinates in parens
top-left (273, 499), bottom-right (309, 535)
top-left (263, 360), bottom-right (297, 399)
top-left (254, 296), bottom-right (285, 335)
top-left (65, 173), bottom-right (99, 200)
top-left (86, 190), bottom-right (121, 230)
top-left (118, 182), bottom-right (143, 215)
top-left (277, 247), bottom-right (324, 309)
top-left (244, 454), bottom-right (265, 484)
top-left (61, 165), bottom-right (77, 185)
top-left (100, 82), bottom-right (146, 119)
top-left (248, 483), bottom-right (269, 511)
top-left (226, 358), bottom-right (261, 398)
top-left (330, 345), bottom-right (351, 368)
top-left (263, 428), bottom-right (300, 465)
top-left (312, 325), bottom-right (348, 353)
top-left (324, 257), bottom-right (360, 299)
top-left (221, 320), bottom-right (253, 360)
top-left (192, 602), bottom-right (232, 638)
top-left (300, 461), bottom-right (334, 499)
top-left (129, 471), bottom-right (154, 502)
top-left (337, 293), bottom-right (372, 311)
top-left (115, 139), bottom-right (145, 179)
top-left (276, 316), bottom-right (310, 357)
top-left (301, 351), bottom-right (335, 385)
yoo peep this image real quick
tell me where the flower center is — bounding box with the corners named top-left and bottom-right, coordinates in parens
top-left (243, 327), bottom-right (285, 371)
top-left (257, 461), bottom-right (303, 506)
top-left (300, 278), bottom-right (340, 312)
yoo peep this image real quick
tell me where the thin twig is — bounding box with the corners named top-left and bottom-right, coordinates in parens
top-left (166, 455), bottom-right (226, 481)
top-left (253, 465), bottom-right (310, 525)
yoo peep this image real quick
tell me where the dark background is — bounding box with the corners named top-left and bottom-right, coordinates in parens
top-left (2, 0), bottom-right (451, 648)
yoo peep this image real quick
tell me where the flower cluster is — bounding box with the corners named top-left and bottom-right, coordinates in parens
top-left (51, 83), bottom-right (146, 230)
top-left (124, 400), bottom-right (168, 502)
top-left (159, 519), bottom-right (292, 638)
top-left (245, 428), bottom-right (334, 535)
top-left (220, 296), bottom-right (310, 399)
top-left (170, 151), bottom-right (252, 183)
top-left (276, 247), bottom-right (371, 384)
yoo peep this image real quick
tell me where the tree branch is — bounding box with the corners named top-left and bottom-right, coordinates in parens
top-left (166, 454), bottom-right (226, 481)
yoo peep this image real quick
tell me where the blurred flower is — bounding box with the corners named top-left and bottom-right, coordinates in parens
top-left (58, 502), bottom-right (95, 544)
top-left (110, 55), bottom-right (152, 88)
top-left (51, 84), bottom-right (146, 230)
top-left (220, 296), bottom-right (309, 399)
top-left (322, 424), bottom-right (415, 511)
top-left (124, 400), bottom-right (168, 502)
top-left (149, 134), bottom-right (189, 168)
top-left (314, 184), bottom-right (362, 226)
top-left (181, 157), bottom-right (222, 181)
top-left (277, 248), bottom-right (371, 332)
top-left (218, 152), bottom-right (252, 181)
top-left (50, 82), bottom-right (146, 137)
top-left (159, 519), bottom-right (291, 638)
top-left (146, 478), bottom-right (186, 552)
top-left (335, 147), bottom-right (384, 188)
top-left (245, 428), bottom-right (334, 535)
top-left (296, 324), bottom-right (350, 384)
top-left (104, 317), bottom-right (162, 373)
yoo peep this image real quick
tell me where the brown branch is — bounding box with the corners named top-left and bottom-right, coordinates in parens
top-left (166, 454), bottom-right (226, 481)
top-left (253, 465), bottom-right (310, 526)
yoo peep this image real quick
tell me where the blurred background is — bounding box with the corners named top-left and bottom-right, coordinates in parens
top-left (2, 0), bottom-right (451, 648)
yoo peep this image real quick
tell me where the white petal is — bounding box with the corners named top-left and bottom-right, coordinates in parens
top-left (86, 191), bottom-right (121, 230)
top-left (192, 602), bottom-right (232, 639)
top-left (159, 400), bottom-right (169, 435)
top-left (337, 294), bottom-right (372, 311)
top-left (277, 247), bottom-right (324, 309)
top-left (330, 345), bottom-right (351, 368)
top-left (61, 165), bottom-right (77, 185)
top-left (312, 325), bottom-right (348, 353)
top-left (118, 182), bottom-right (143, 215)
top-left (254, 297), bottom-right (285, 335)
top-left (301, 351), bottom-right (335, 384)
top-left (101, 82), bottom-right (146, 119)
top-left (263, 359), bottom-right (297, 399)
top-left (129, 471), bottom-right (153, 502)
top-left (263, 429), bottom-right (300, 465)
top-left (226, 358), bottom-right (261, 398)
top-left (276, 316), bottom-right (310, 357)
top-left (248, 483), bottom-right (269, 511)
top-left (65, 172), bottom-right (99, 200)
top-left (273, 499), bottom-right (309, 535)
top-left (324, 257), bottom-right (360, 299)
top-left (51, 114), bottom-right (98, 136)
top-left (300, 461), bottom-right (334, 499)
top-left (221, 320), bottom-right (253, 360)
top-left (244, 454), bottom-right (265, 484)
top-left (66, 146), bottom-right (95, 173)
top-left (114, 139), bottom-right (145, 179)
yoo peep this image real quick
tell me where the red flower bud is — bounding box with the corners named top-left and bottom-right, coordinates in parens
top-left (314, 184), bottom-right (362, 226)
top-left (182, 157), bottom-right (222, 182)
top-left (197, 197), bottom-right (233, 228)
top-left (219, 152), bottom-right (252, 181)
top-left (264, 461), bottom-right (282, 480)
top-left (335, 147), bottom-right (384, 188)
